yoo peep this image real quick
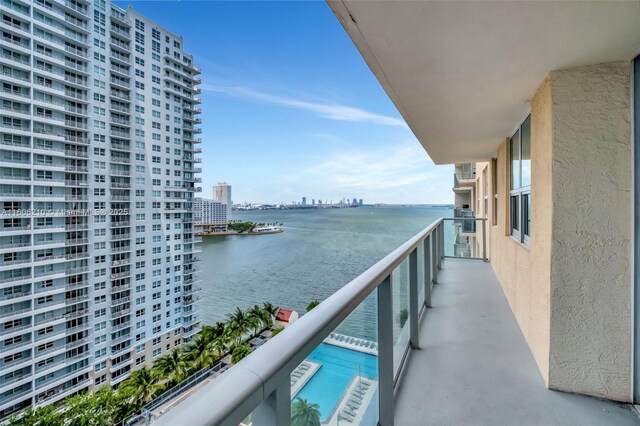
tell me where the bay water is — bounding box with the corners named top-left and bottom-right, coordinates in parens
top-left (198, 205), bottom-right (452, 339)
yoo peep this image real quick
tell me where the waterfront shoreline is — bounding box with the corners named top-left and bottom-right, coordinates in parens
top-left (197, 228), bottom-right (284, 236)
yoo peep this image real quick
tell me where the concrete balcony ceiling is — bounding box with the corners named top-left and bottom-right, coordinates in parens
top-left (327, 1), bottom-right (640, 164)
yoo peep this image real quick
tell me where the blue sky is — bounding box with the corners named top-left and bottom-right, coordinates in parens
top-left (120, 1), bottom-right (454, 204)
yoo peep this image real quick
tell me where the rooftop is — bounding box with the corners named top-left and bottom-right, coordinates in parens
top-left (276, 308), bottom-right (294, 323)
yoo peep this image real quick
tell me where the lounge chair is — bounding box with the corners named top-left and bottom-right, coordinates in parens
top-left (350, 393), bottom-right (363, 401)
top-left (340, 412), bottom-right (354, 423)
top-left (343, 408), bottom-right (357, 417)
top-left (348, 398), bottom-right (361, 407)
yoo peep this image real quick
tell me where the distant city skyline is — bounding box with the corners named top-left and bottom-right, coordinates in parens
top-left (234, 195), bottom-right (365, 206)
top-left (118, 1), bottom-right (455, 205)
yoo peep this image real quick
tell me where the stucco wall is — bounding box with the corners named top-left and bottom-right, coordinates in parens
top-left (474, 162), bottom-right (490, 258)
top-left (488, 93), bottom-right (552, 384)
top-left (547, 62), bottom-right (632, 401)
top-left (486, 62), bottom-right (632, 401)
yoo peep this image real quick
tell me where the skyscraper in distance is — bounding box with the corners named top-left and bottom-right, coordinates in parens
top-left (213, 182), bottom-right (232, 221)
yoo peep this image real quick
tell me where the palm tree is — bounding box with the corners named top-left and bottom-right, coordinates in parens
top-left (291, 398), bottom-right (321, 426)
top-left (226, 307), bottom-right (250, 345)
top-left (306, 299), bottom-right (320, 312)
top-left (211, 333), bottom-right (231, 359)
top-left (247, 305), bottom-right (265, 336)
top-left (231, 343), bottom-right (252, 364)
top-left (184, 333), bottom-right (214, 370)
top-left (200, 324), bottom-right (217, 344)
top-left (120, 367), bottom-right (163, 405)
top-left (153, 347), bottom-right (188, 385)
top-left (262, 302), bottom-right (278, 329)
top-left (212, 321), bottom-right (226, 339)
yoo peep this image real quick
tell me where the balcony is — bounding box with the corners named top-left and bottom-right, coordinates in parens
top-left (153, 218), bottom-right (639, 426)
top-left (453, 167), bottom-right (476, 189)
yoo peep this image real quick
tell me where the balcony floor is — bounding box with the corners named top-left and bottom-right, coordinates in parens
top-left (395, 258), bottom-right (639, 425)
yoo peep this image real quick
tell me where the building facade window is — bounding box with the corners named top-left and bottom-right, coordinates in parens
top-left (509, 115), bottom-right (531, 245)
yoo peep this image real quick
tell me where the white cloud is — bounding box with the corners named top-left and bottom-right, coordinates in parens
top-left (201, 85), bottom-right (408, 127)
top-left (299, 141), bottom-right (443, 193)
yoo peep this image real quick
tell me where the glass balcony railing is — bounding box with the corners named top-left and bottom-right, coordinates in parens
top-left (444, 217), bottom-right (487, 259)
top-left (152, 217), bottom-right (455, 426)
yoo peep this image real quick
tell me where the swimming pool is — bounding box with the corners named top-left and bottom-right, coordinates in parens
top-left (294, 343), bottom-right (378, 423)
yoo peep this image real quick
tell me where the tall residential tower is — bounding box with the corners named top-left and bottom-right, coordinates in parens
top-left (213, 181), bottom-right (231, 220)
top-left (0, 1), bottom-right (201, 418)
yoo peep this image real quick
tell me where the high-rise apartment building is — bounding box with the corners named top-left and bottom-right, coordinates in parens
top-left (193, 198), bottom-right (226, 231)
top-left (0, 0), bottom-right (201, 418)
top-left (213, 181), bottom-right (231, 220)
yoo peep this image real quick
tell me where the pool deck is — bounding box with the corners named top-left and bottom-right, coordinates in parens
top-left (324, 376), bottom-right (377, 425)
top-left (291, 360), bottom-right (321, 398)
top-left (325, 333), bottom-right (378, 356)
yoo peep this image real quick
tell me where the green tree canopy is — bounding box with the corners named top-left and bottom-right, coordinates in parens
top-left (231, 343), bottom-right (253, 364)
top-left (291, 398), bottom-right (321, 426)
top-left (119, 367), bottom-right (164, 405)
top-left (153, 347), bottom-right (189, 385)
top-left (306, 299), bottom-right (320, 312)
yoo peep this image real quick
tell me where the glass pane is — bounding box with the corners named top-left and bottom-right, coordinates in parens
top-left (510, 195), bottom-right (520, 233)
top-left (392, 258), bottom-right (409, 377)
top-left (510, 130), bottom-right (520, 190)
top-left (291, 292), bottom-right (379, 425)
top-left (416, 244), bottom-right (425, 309)
top-left (461, 163), bottom-right (473, 179)
top-left (523, 193), bottom-right (531, 237)
top-left (521, 116), bottom-right (531, 188)
top-left (444, 218), bottom-right (479, 259)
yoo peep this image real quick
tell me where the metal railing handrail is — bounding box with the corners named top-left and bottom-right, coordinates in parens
top-left (154, 218), bottom-right (446, 426)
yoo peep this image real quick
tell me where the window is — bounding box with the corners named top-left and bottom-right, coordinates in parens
top-left (491, 158), bottom-right (498, 226)
top-left (483, 167), bottom-right (488, 219)
top-left (509, 115), bottom-right (531, 245)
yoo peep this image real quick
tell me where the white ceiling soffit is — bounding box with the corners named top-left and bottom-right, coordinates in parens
top-left (327, 0), bottom-right (640, 164)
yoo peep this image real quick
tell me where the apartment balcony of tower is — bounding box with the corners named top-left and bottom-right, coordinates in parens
top-left (152, 2), bottom-right (640, 426)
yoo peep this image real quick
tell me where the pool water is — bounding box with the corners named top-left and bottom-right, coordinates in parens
top-left (294, 343), bottom-right (378, 422)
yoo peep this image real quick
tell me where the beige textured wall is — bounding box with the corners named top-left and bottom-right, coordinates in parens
top-left (528, 76), bottom-right (554, 385)
top-left (488, 118), bottom-right (551, 384)
top-left (486, 62), bottom-right (632, 401)
top-left (547, 62), bottom-right (632, 401)
top-left (474, 162), bottom-right (490, 258)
